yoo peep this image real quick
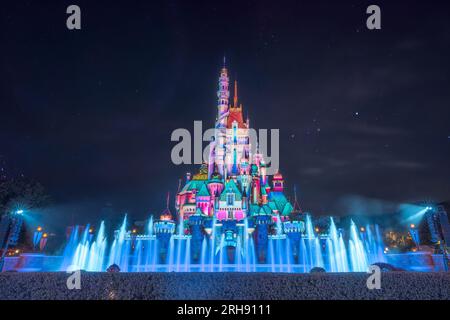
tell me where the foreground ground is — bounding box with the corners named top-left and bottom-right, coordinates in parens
top-left (0, 272), bottom-right (449, 300)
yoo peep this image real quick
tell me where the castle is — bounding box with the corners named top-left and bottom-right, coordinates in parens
top-left (58, 63), bottom-right (381, 272)
top-left (158, 63), bottom-right (305, 262)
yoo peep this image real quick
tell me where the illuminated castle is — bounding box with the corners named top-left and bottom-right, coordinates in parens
top-left (170, 62), bottom-right (302, 262)
top-left (176, 62), bottom-right (297, 218)
top-left (59, 62), bottom-right (382, 273)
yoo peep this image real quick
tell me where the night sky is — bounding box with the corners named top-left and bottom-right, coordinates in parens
top-left (1, 0), bottom-right (450, 230)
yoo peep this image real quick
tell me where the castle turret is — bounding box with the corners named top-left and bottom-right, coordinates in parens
top-left (252, 173), bottom-right (261, 205)
top-left (260, 161), bottom-right (267, 186)
top-left (226, 80), bottom-right (245, 129)
top-left (272, 171), bottom-right (284, 192)
top-left (217, 58), bottom-right (230, 128)
top-left (213, 59), bottom-right (230, 177)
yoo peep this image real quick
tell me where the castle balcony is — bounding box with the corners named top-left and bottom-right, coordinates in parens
top-left (124, 234), bottom-right (157, 241)
top-left (172, 234), bottom-right (192, 240)
top-left (283, 221), bottom-right (305, 234)
top-left (154, 220), bottom-right (176, 234)
top-left (268, 234), bottom-right (287, 240)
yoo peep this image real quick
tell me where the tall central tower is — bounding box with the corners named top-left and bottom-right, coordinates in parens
top-left (217, 62), bottom-right (230, 128)
top-left (209, 61), bottom-right (251, 179)
top-left (210, 60), bottom-right (230, 177)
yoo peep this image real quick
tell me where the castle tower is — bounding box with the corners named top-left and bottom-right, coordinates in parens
top-left (225, 79), bottom-right (250, 177)
top-left (217, 58), bottom-right (230, 128)
top-left (211, 58), bottom-right (230, 177)
top-left (272, 171), bottom-right (284, 192)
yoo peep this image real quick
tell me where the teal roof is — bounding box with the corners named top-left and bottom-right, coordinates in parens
top-left (268, 201), bottom-right (277, 211)
top-left (219, 179), bottom-right (242, 201)
top-left (261, 205), bottom-right (272, 215)
top-left (197, 183), bottom-right (210, 197)
top-left (181, 180), bottom-right (205, 192)
top-left (248, 203), bottom-right (273, 216)
top-left (268, 191), bottom-right (293, 215)
top-left (249, 204), bottom-right (260, 215)
top-left (281, 202), bottom-right (294, 216)
top-left (268, 191), bottom-right (286, 201)
top-left (208, 177), bottom-right (223, 184)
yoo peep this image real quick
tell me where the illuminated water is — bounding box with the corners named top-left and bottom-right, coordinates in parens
top-left (61, 215), bottom-right (385, 273)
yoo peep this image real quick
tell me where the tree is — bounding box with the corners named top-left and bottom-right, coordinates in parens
top-left (0, 167), bottom-right (51, 266)
top-left (0, 176), bottom-right (50, 214)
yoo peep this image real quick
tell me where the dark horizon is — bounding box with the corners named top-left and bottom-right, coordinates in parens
top-left (1, 0), bottom-right (450, 231)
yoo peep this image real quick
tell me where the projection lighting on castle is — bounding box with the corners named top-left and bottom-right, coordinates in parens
top-left (59, 64), bottom-right (385, 273)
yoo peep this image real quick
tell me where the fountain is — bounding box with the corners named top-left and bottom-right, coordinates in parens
top-left (59, 215), bottom-right (384, 273)
top-left (348, 220), bottom-right (369, 272)
top-left (54, 65), bottom-right (387, 274)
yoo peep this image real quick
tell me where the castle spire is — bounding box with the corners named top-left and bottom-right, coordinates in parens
top-left (233, 80), bottom-right (238, 108)
top-left (166, 191), bottom-right (170, 210)
top-left (293, 185), bottom-right (303, 213)
top-left (217, 61), bottom-right (230, 128)
top-left (160, 191), bottom-right (173, 221)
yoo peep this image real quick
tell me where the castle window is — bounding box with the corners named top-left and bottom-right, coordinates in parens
top-left (227, 193), bottom-right (235, 206)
